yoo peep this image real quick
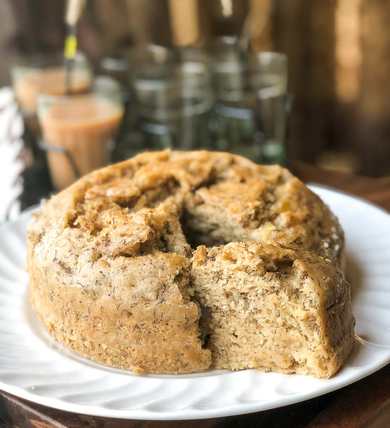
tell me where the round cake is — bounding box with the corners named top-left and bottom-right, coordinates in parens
top-left (27, 150), bottom-right (355, 377)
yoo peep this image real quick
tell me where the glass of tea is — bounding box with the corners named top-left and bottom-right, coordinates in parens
top-left (11, 53), bottom-right (93, 161)
top-left (38, 77), bottom-right (124, 190)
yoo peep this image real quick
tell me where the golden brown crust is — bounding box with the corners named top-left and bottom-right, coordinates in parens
top-left (27, 150), bottom-right (353, 377)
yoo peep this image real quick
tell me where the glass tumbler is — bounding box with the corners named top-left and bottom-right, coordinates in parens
top-left (38, 77), bottom-right (123, 190)
top-left (11, 53), bottom-right (92, 161)
top-left (131, 47), bottom-right (214, 152)
top-left (250, 52), bottom-right (289, 164)
top-left (211, 42), bottom-right (288, 162)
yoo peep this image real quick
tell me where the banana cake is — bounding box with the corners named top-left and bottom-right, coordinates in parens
top-left (27, 150), bottom-right (354, 377)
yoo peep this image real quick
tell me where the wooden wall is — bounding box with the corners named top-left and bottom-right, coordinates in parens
top-left (3, 0), bottom-right (390, 175)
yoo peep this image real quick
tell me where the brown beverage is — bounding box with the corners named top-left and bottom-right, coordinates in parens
top-left (14, 66), bottom-right (91, 116)
top-left (39, 94), bottom-right (123, 190)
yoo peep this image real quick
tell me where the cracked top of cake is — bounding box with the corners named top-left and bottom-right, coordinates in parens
top-left (29, 150), bottom-right (344, 274)
top-left (27, 150), bottom-right (351, 376)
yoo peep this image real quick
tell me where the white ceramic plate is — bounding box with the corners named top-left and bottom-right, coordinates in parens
top-left (0, 185), bottom-right (389, 421)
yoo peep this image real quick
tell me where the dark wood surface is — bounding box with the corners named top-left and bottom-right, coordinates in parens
top-left (1, 162), bottom-right (389, 428)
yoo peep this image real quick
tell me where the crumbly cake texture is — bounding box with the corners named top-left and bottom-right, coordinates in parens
top-left (192, 243), bottom-right (354, 376)
top-left (27, 150), bottom-right (354, 377)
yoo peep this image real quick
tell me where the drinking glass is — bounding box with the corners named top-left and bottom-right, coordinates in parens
top-left (11, 53), bottom-right (92, 161)
top-left (211, 40), bottom-right (288, 162)
top-left (38, 77), bottom-right (123, 190)
top-left (130, 46), bottom-right (214, 153)
top-left (251, 52), bottom-right (289, 164)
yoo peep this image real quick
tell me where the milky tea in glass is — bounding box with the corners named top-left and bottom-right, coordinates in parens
top-left (38, 85), bottom-right (123, 190)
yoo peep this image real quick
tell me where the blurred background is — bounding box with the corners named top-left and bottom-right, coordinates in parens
top-left (1, 0), bottom-right (390, 182)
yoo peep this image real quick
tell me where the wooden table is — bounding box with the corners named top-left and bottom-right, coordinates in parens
top-left (1, 163), bottom-right (389, 428)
